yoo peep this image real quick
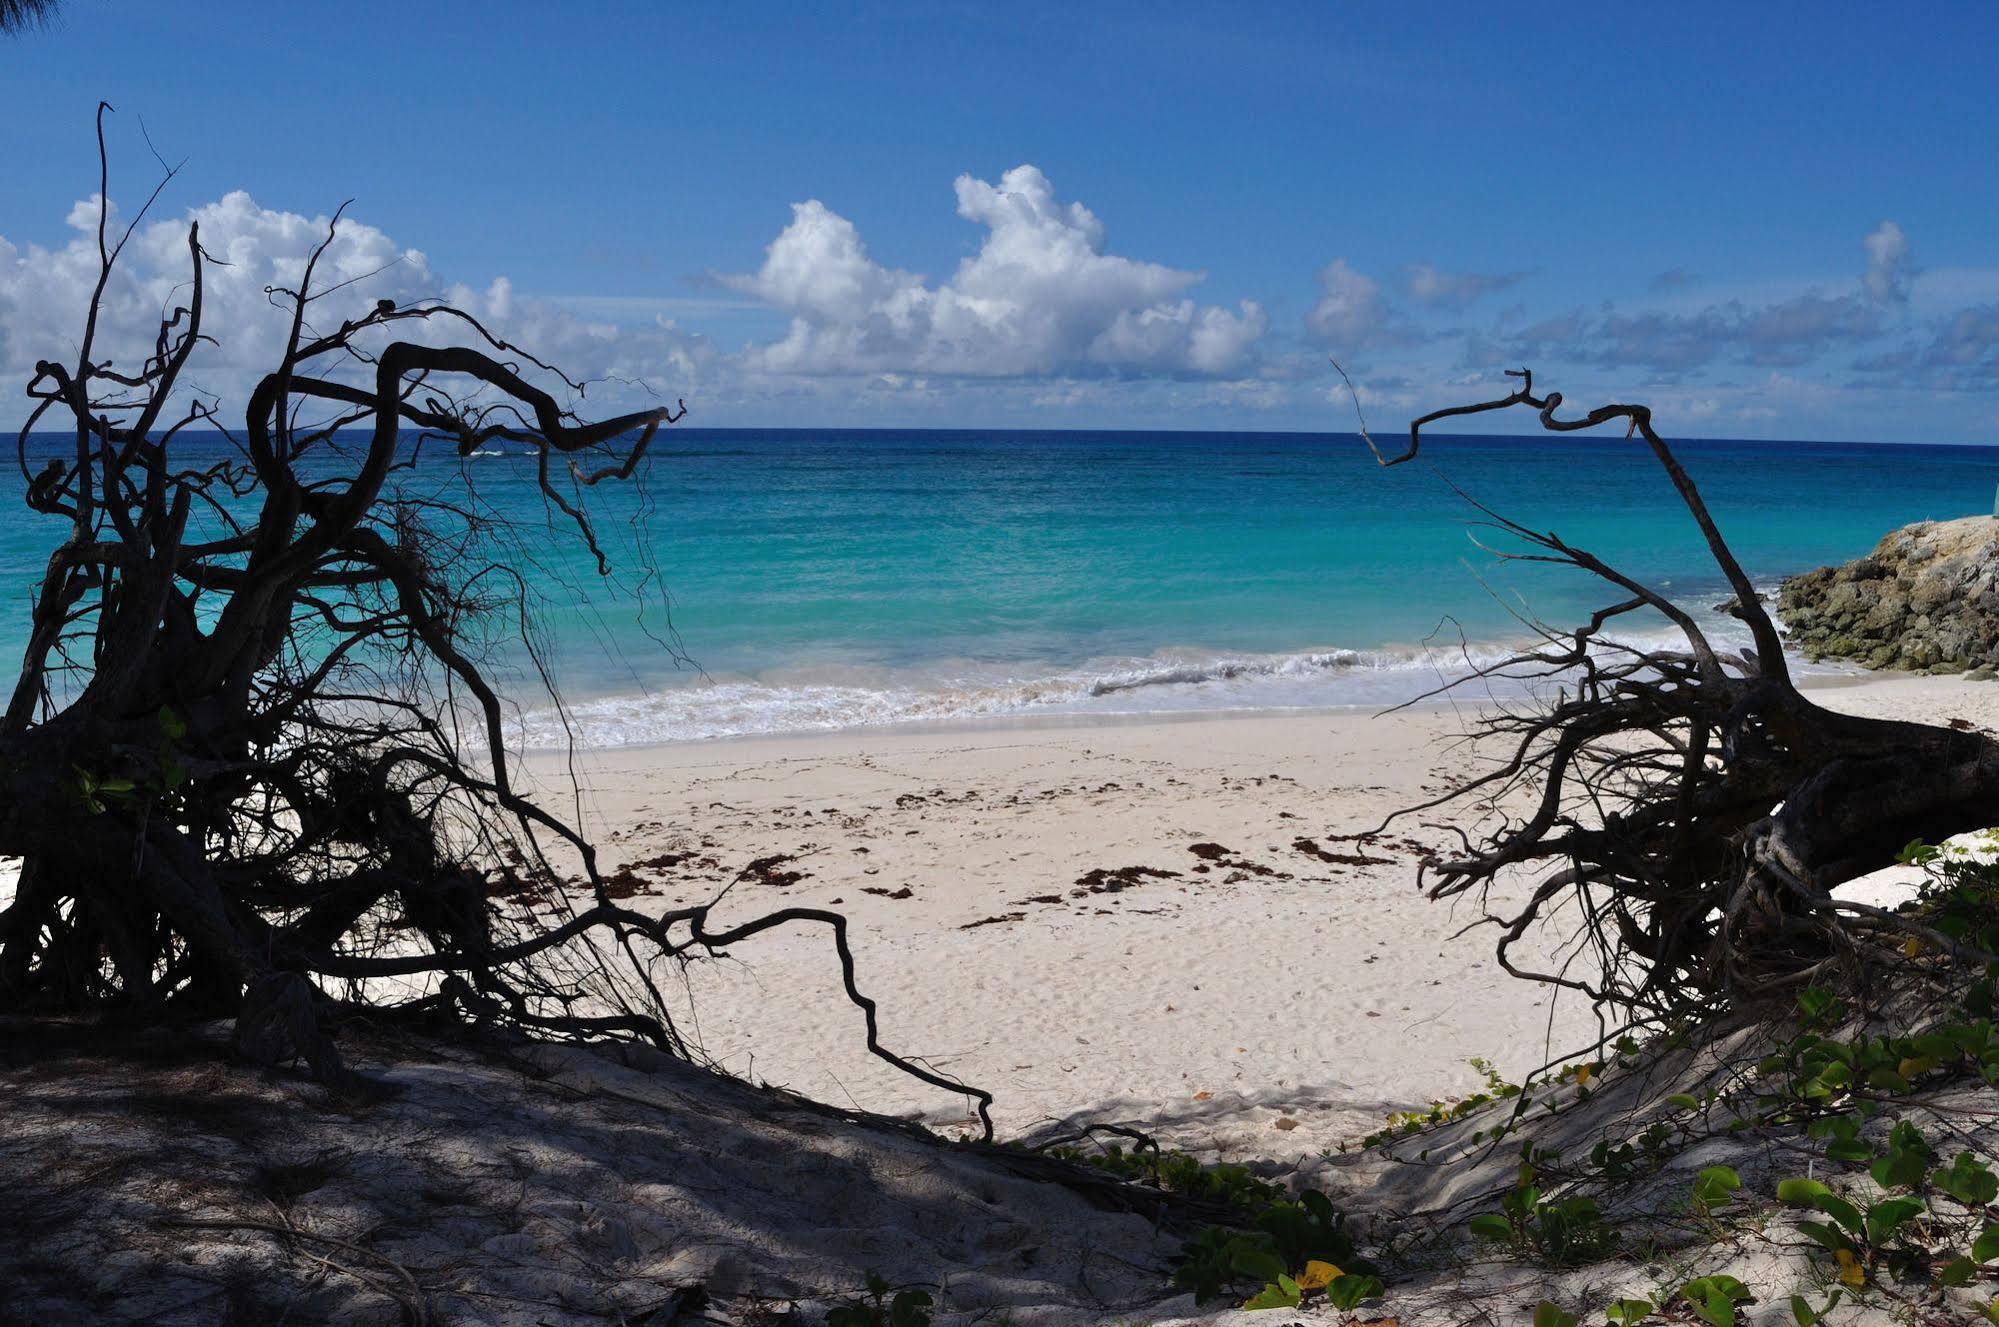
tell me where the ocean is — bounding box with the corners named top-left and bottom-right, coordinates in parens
top-left (4, 429), bottom-right (1995, 745)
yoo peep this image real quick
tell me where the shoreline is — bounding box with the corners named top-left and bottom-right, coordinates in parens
top-left (513, 656), bottom-right (1893, 758)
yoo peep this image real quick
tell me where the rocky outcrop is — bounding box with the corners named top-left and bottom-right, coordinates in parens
top-left (1779, 514), bottom-right (1999, 675)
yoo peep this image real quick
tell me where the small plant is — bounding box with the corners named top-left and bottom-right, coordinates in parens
top-left (1468, 1144), bottom-right (1619, 1267)
top-left (1676, 1274), bottom-right (1752, 1327)
top-left (1360, 1057), bottom-right (1525, 1148)
top-left (1787, 1289), bottom-right (1844, 1326)
top-left (1690, 1165), bottom-right (1743, 1216)
top-left (1172, 1189), bottom-right (1379, 1311)
top-left (1899, 836), bottom-right (1999, 959)
top-left (1323, 1269), bottom-right (1387, 1310)
top-left (1776, 1112), bottom-right (1999, 1291)
top-left (1532, 1300), bottom-right (1579, 1327)
top-left (826, 1273), bottom-right (932, 1327)
top-left (1606, 1297), bottom-right (1655, 1326)
top-left (1050, 1141), bottom-right (1281, 1211)
top-left (1749, 971), bottom-right (1999, 1140)
top-left (68, 763), bottom-right (138, 816)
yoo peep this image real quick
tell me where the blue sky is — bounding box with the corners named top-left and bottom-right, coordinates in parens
top-left (3, 1), bottom-right (1998, 440)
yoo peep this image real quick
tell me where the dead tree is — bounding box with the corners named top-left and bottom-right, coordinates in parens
top-left (1353, 368), bottom-right (1999, 1023)
top-left (0, 108), bottom-right (993, 1135)
top-left (0, 0), bottom-right (59, 34)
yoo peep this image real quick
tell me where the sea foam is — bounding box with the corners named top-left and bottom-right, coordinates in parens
top-left (508, 621), bottom-right (1791, 749)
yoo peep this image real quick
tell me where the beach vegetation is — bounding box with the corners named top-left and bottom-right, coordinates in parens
top-left (825, 1273), bottom-right (933, 1327)
top-left (1358, 1055), bottom-right (1523, 1148)
top-left (1170, 1187), bottom-right (1378, 1310)
top-left (1044, 1138), bottom-right (1282, 1210)
top-left (1467, 1147), bottom-right (1619, 1267)
top-left (1419, 963), bottom-right (1999, 1322)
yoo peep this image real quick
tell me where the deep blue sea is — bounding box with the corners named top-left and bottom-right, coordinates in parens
top-left (5, 429), bottom-right (1996, 744)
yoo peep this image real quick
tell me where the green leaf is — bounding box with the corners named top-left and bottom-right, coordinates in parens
top-left (1974, 1222), bottom-right (1999, 1263)
top-left (1325, 1274), bottom-right (1385, 1310)
top-left (1817, 1192), bottom-right (1866, 1236)
top-left (1778, 1178), bottom-right (1864, 1235)
top-left (1935, 1153), bottom-right (1999, 1205)
top-left (1533, 1301), bottom-right (1581, 1327)
top-left (1666, 1093), bottom-right (1700, 1111)
top-left (1608, 1297), bottom-right (1655, 1326)
top-left (1887, 1120), bottom-right (1934, 1157)
top-left (1942, 1256), bottom-right (1979, 1288)
top-left (1897, 838), bottom-right (1937, 865)
top-left (1468, 1213), bottom-right (1514, 1241)
top-left (1682, 1275), bottom-right (1750, 1302)
top-left (1809, 1114), bottom-right (1860, 1142)
top-left (1242, 1276), bottom-right (1302, 1311)
top-left (1229, 1243), bottom-right (1287, 1284)
top-left (887, 1290), bottom-right (932, 1327)
top-left (1825, 1139), bottom-right (1874, 1163)
top-left (1789, 1294), bottom-right (1818, 1327)
top-left (1684, 1273), bottom-right (1754, 1324)
top-left (1871, 1149), bottom-right (1927, 1188)
top-left (1776, 1177), bottom-right (1833, 1205)
top-left (1693, 1165), bottom-right (1743, 1209)
top-left (1864, 1195), bottom-right (1926, 1244)
top-left (1913, 1033), bottom-right (1960, 1060)
top-left (1796, 1219), bottom-right (1853, 1254)
top-left (1865, 1066), bottom-right (1910, 1092)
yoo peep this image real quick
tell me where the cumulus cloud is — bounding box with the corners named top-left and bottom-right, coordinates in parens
top-left (1862, 220), bottom-right (1915, 306)
top-left (1304, 259), bottom-right (1417, 351)
top-left (0, 191), bottom-right (712, 426)
top-left (726, 165), bottom-right (1266, 378)
top-left (1403, 263), bottom-right (1527, 311)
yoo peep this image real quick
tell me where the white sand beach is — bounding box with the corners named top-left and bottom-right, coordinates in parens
top-left (517, 670), bottom-right (1999, 1160)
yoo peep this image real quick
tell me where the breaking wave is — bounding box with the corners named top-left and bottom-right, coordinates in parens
top-left (508, 616), bottom-right (1803, 749)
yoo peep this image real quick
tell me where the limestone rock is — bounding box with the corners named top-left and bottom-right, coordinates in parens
top-left (1778, 515), bottom-right (1999, 674)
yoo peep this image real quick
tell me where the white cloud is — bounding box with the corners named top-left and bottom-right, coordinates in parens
top-left (1305, 259), bottom-right (1415, 350)
top-left (1464, 221), bottom-right (1919, 376)
top-left (0, 192), bottom-right (712, 427)
top-left (727, 165), bottom-right (1266, 378)
top-left (1862, 220), bottom-right (1915, 306)
top-left (1404, 263), bottom-right (1527, 311)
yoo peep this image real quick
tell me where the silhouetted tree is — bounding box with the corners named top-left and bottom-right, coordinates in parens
top-left (0, 0), bottom-right (59, 34)
top-left (0, 108), bottom-right (994, 1134)
top-left (1361, 369), bottom-right (1999, 1022)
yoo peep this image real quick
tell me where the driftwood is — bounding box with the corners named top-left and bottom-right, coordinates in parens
top-left (1353, 367), bottom-right (1999, 1021)
top-left (0, 108), bottom-right (994, 1136)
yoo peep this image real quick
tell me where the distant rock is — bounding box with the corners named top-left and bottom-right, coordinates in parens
top-left (1778, 515), bottom-right (1999, 674)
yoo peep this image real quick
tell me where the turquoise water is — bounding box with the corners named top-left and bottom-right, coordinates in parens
top-left (4, 429), bottom-right (1995, 743)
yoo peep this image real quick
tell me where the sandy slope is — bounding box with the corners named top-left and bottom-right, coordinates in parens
top-left (512, 671), bottom-right (1999, 1164)
top-left (0, 1022), bottom-right (1190, 1326)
